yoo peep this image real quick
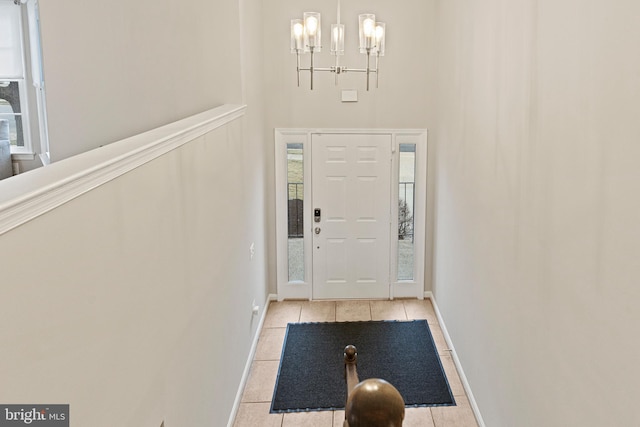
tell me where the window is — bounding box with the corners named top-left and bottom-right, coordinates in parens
top-left (0, 81), bottom-right (25, 147)
top-left (287, 143), bottom-right (304, 281)
top-left (0, 0), bottom-right (48, 160)
top-left (397, 143), bottom-right (416, 280)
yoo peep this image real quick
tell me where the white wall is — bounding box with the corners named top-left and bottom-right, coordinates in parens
top-left (1, 0), bottom-right (271, 424)
top-left (433, 0), bottom-right (640, 425)
top-left (0, 112), bottom-right (269, 426)
top-left (238, 0), bottom-right (269, 298)
top-left (262, 0), bottom-right (437, 293)
top-left (38, 0), bottom-right (243, 162)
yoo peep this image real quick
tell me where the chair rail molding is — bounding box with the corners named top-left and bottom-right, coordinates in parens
top-left (0, 104), bottom-right (246, 236)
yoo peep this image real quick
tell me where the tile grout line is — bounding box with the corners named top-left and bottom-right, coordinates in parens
top-left (429, 406), bottom-right (436, 426)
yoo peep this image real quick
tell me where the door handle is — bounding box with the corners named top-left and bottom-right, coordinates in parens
top-left (315, 227), bottom-right (321, 235)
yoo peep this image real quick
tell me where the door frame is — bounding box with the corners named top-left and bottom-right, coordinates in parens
top-left (275, 128), bottom-right (428, 301)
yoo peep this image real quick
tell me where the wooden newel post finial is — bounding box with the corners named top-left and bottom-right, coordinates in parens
top-left (344, 345), bottom-right (357, 363)
top-left (345, 379), bottom-right (405, 427)
top-left (343, 345), bottom-right (405, 427)
top-left (344, 345), bottom-right (359, 399)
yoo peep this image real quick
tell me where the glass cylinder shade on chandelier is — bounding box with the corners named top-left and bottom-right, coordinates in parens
top-left (331, 24), bottom-right (345, 56)
top-left (374, 22), bottom-right (386, 56)
top-left (303, 12), bottom-right (321, 53)
top-left (289, 8), bottom-right (386, 90)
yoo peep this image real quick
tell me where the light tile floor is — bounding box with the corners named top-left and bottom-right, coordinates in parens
top-left (234, 299), bottom-right (479, 427)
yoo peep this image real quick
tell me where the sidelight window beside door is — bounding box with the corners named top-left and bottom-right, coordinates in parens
top-left (287, 143), bottom-right (304, 282)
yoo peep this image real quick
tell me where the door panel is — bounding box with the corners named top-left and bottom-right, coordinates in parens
top-left (312, 133), bottom-right (392, 299)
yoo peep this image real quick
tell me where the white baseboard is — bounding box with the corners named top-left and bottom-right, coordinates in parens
top-left (425, 292), bottom-right (486, 427)
top-left (226, 293), bottom-right (277, 427)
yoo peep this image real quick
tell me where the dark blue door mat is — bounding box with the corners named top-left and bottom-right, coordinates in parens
top-left (270, 320), bottom-right (456, 413)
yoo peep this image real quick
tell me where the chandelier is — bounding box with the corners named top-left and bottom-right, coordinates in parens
top-left (290, 5), bottom-right (386, 91)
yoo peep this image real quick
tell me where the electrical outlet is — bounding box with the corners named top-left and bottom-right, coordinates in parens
top-left (250, 242), bottom-right (255, 260)
top-left (252, 299), bottom-right (259, 316)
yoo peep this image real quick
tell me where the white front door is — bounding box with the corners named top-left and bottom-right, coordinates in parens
top-left (311, 133), bottom-right (392, 299)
